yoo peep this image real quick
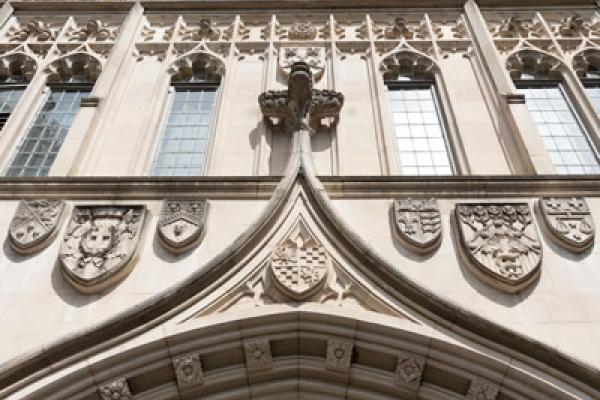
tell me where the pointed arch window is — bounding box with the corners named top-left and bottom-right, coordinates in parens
top-left (5, 53), bottom-right (99, 177)
top-left (382, 52), bottom-right (454, 176)
top-left (150, 53), bottom-right (223, 176)
top-left (0, 54), bottom-right (36, 131)
top-left (509, 51), bottom-right (600, 174)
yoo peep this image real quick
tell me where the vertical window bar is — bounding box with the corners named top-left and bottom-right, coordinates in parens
top-left (150, 85), bottom-right (217, 176)
top-left (6, 86), bottom-right (91, 177)
top-left (517, 82), bottom-right (600, 174)
top-left (386, 82), bottom-right (454, 175)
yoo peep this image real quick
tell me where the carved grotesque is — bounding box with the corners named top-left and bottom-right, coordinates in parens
top-left (287, 22), bottom-right (317, 40)
top-left (9, 200), bottom-right (65, 255)
top-left (326, 339), bottom-right (353, 372)
top-left (279, 47), bottom-right (325, 82)
top-left (538, 197), bottom-right (594, 252)
top-left (158, 200), bottom-right (208, 253)
top-left (98, 379), bottom-right (133, 400)
top-left (392, 198), bottom-right (442, 253)
top-left (59, 206), bottom-right (146, 293)
top-left (8, 19), bottom-right (55, 41)
top-left (173, 354), bottom-right (203, 388)
top-left (395, 353), bottom-right (425, 387)
top-left (259, 61), bottom-right (343, 131)
top-left (455, 203), bottom-right (542, 293)
top-left (243, 338), bottom-right (272, 372)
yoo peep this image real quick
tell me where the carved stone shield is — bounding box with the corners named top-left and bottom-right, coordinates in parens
top-left (455, 203), bottom-right (542, 293)
top-left (538, 197), bottom-right (594, 252)
top-left (158, 200), bottom-right (207, 253)
top-left (279, 47), bottom-right (326, 82)
top-left (393, 198), bottom-right (441, 253)
top-left (59, 206), bottom-right (146, 293)
top-left (270, 235), bottom-right (329, 300)
top-left (9, 200), bottom-right (65, 254)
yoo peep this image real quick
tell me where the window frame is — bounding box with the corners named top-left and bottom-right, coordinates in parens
top-left (0, 83), bottom-right (28, 131)
top-left (148, 81), bottom-right (220, 177)
top-left (384, 78), bottom-right (456, 176)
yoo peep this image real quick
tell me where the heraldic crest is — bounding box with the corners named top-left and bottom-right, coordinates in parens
top-left (9, 199), bottom-right (65, 254)
top-left (538, 197), bottom-right (595, 252)
top-left (392, 198), bottom-right (442, 253)
top-left (158, 199), bottom-right (208, 253)
top-left (269, 219), bottom-right (330, 300)
top-left (455, 203), bottom-right (542, 293)
top-left (59, 205), bottom-right (146, 293)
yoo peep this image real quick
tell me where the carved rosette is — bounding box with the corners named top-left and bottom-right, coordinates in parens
top-left (395, 352), bottom-right (425, 387)
top-left (279, 47), bottom-right (326, 82)
top-left (98, 378), bottom-right (133, 400)
top-left (244, 338), bottom-right (273, 372)
top-left (466, 378), bottom-right (500, 400)
top-left (173, 354), bottom-right (204, 389)
top-left (538, 197), bottom-right (594, 252)
top-left (59, 205), bottom-right (146, 293)
top-left (392, 198), bottom-right (442, 253)
top-left (326, 339), bottom-right (353, 372)
top-left (158, 200), bottom-right (207, 253)
top-left (9, 200), bottom-right (65, 254)
top-left (455, 203), bottom-right (542, 293)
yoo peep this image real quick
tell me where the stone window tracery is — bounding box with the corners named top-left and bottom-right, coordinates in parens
top-left (0, 54), bottom-right (36, 131)
top-left (382, 52), bottom-right (454, 176)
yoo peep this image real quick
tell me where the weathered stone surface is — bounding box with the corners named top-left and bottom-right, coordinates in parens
top-left (8, 200), bottom-right (65, 254)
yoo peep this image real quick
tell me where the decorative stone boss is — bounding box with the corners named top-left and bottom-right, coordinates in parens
top-left (258, 61), bottom-right (344, 135)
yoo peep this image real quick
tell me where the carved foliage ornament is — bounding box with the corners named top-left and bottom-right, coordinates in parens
top-left (395, 352), bottom-right (425, 387)
top-left (68, 19), bottom-right (115, 41)
top-left (539, 197), bottom-right (594, 252)
top-left (9, 200), bottom-right (65, 254)
top-left (59, 205), bottom-right (146, 293)
top-left (279, 47), bottom-right (325, 82)
top-left (455, 203), bottom-right (541, 293)
top-left (158, 200), bottom-right (207, 253)
top-left (8, 18), bottom-right (56, 42)
top-left (506, 50), bottom-right (562, 83)
top-left (393, 198), bottom-right (441, 253)
top-left (181, 18), bottom-right (221, 41)
top-left (45, 53), bottom-right (102, 83)
top-left (169, 52), bottom-right (224, 83)
top-left (380, 51), bottom-right (435, 81)
top-left (98, 379), bottom-right (133, 400)
top-left (380, 17), bottom-right (426, 40)
top-left (173, 354), bottom-right (204, 389)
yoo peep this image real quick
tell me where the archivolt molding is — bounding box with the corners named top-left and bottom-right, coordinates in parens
top-left (167, 50), bottom-right (225, 83)
top-left (505, 49), bottom-right (564, 80)
top-left (0, 53), bottom-right (37, 83)
top-left (379, 48), bottom-right (437, 81)
top-left (43, 52), bottom-right (102, 83)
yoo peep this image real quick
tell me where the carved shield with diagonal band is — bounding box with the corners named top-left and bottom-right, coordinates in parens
top-left (158, 200), bottom-right (207, 253)
top-left (455, 203), bottom-right (542, 293)
top-left (539, 197), bottom-right (594, 252)
top-left (393, 198), bottom-right (441, 253)
top-left (9, 200), bottom-right (65, 254)
top-left (59, 206), bottom-right (146, 293)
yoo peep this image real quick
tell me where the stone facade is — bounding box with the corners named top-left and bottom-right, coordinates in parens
top-left (0, 1), bottom-right (600, 399)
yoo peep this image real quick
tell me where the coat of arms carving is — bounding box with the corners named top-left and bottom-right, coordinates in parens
top-left (279, 47), bottom-right (326, 82)
top-left (269, 220), bottom-right (330, 300)
top-left (455, 203), bottom-right (542, 293)
top-left (158, 200), bottom-right (208, 253)
top-left (392, 198), bottom-right (441, 253)
top-left (538, 197), bottom-right (594, 252)
top-left (8, 199), bottom-right (66, 254)
top-left (59, 205), bottom-right (146, 293)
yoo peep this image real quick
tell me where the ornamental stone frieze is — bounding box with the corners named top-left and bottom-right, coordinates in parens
top-left (59, 205), bottom-right (146, 293)
top-left (392, 198), bottom-right (442, 254)
top-left (98, 378), bottom-right (133, 400)
top-left (538, 197), bottom-right (595, 252)
top-left (173, 354), bottom-right (204, 389)
top-left (8, 200), bottom-right (66, 255)
top-left (158, 199), bottom-right (208, 254)
top-left (287, 22), bottom-right (318, 40)
top-left (455, 203), bottom-right (542, 293)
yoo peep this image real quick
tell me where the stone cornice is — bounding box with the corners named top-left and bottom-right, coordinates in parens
top-left (0, 175), bottom-right (597, 199)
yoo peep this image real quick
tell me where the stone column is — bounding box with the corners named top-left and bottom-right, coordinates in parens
top-left (463, 0), bottom-right (554, 175)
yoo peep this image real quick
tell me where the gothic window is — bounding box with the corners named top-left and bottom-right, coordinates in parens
top-left (150, 53), bottom-right (223, 176)
top-left (5, 53), bottom-right (99, 177)
top-left (0, 54), bottom-right (36, 131)
top-left (510, 52), bottom-right (600, 174)
top-left (382, 53), bottom-right (454, 175)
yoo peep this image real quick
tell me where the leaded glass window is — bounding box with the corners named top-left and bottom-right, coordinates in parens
top-left (0, 86), bottom-right (25, 130)
top-left (517, 83), bottom-right (600, 174)
top-left (150, 85), bottom-right (217, 176)
top-left (386, 83), bottom-right (453, 175)
top-left (6, 86), bottom-right (91, 177)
